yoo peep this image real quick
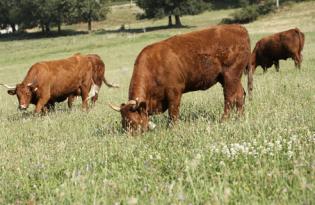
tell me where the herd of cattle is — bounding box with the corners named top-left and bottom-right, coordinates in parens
top-left (0, 24), bottom-right (305, 133)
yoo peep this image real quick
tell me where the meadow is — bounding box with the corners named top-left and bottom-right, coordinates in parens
top-left (0, 2), bottom-right (314, 204)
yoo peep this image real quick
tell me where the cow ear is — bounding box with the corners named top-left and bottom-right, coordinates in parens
top-left (7, 89), bottom-right (16, 95)
top-left (138, 101), bottom-right (147, 113)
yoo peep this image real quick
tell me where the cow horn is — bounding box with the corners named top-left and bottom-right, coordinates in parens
top-left (127, 100), bottom-right (137, 105)
top-left (27, 83), bottom-right (33, 87)
top-left (0, 83), bottom-right (16, 90)
top-left (108, 103), bottom-right (121, 112)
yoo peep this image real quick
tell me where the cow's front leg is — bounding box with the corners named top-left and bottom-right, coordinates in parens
top-left (263, 67), bottom-right (267, 73)
top-left (81, 87), bottom-right (89, 111)
top-left (35, 96), bottom-right (50, 113)
top-left (45, 102), bottom-right (55, 112)
top-left (275, 61), bottom-right (280, 72)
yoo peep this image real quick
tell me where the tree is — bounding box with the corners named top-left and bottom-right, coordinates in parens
top-left (52, 0), bottom-right (75, 32)
top-left (0, 0), bottom-right (21, 32)
top-left (137, 0), bottom-right (211, 27)
top-left (19, 0), bottom-right (63, 32)
top-left (71, 0), bottom-right (110, 31)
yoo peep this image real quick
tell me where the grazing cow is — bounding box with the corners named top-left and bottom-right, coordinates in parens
top-left (0, 54), bottom-right (95, 113)
top-left (251, 28), bottom-right (305, 73)
top-left (110, 24), bottom-right (251, 133)
top-left (67, 54), bottom-right (119, 108)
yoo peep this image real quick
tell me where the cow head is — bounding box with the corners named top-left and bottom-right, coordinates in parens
top-left (1, 83), bottom-right (36, 110)
top-left (110, 99), bottom-right (155, 133)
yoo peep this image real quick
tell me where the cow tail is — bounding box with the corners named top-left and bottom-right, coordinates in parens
top-left (295, 28), bottom-right (304, 53)
top-left (103, 78), bottom-right (119, 88)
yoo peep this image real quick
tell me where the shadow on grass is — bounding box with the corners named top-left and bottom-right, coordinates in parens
top-left (180, 110), bottom-right (218, 123)
top-left (0, 25), bottom-right (195, 42)
top-left (0, 30), bottom-right (88, 42)
top-left (95, 24), bottom-right (195, 35)
top-left (5, 106), bottom-right (75, 122)
top-left (6, 111), bottom-right (35, 122)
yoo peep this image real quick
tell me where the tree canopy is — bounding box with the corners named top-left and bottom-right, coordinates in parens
top-left (136, 0), bottom-right (211, 27)
top-left (0, 0), bottom-right (110, 33)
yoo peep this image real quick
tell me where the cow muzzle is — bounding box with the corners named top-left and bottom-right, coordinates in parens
top-left (19, 104), bottom-right (28, 110)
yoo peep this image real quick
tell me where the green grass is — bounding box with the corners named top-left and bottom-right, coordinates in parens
top-left (0, 2), bottom-right (315, 204)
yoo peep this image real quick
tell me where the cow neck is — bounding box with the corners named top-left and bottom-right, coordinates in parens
top-left (22, 65), bottom-right (39, 85)
top-left (128, 77), bottom-right (148, 104)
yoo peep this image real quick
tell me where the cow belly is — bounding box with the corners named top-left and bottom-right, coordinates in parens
top-left (186, 78), bottom-right (218, 92)
top-left (185, 64), bottom-right (221, 92)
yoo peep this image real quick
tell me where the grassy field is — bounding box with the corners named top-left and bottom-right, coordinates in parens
top-left (0, 2), bottom-right (315, 204)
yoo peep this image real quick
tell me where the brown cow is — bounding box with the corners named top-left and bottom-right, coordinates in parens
top-left (110, 24), bottom-right (251, 133)
top-left (67, 54), bottom-right (119, 108)
top-left (1, 54), bottom-right (94, 113)
top-left (251, 28), bottom-right (305, 73)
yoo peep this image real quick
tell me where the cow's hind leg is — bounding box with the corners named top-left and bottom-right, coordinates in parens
top-left (293, 54), bottom-right (302, 69)
top-left (221, 77), bottom-right (245, 121)
top-left (68, 95), bottom-right (76, 109)
top-left (166, 88), bottom-right (182, 125)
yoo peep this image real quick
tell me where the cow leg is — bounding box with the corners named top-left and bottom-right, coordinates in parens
top-left (35, 96), bottom-right (50, 113)
top-left (222, 78), bottom-right (245, 121)
top-left (167, 88), bottom-right (182, 124)
top-left (81, 87), bottom-right (89, 111)
top-left (68, 95), bottom-right (76, 109)
top-left (47, 102), bottom-right (55, 111)
top-left (263, 67), bottom-right (267, 73)
top-left (235, 83), bottom-right (246, 116)
top-left (275, 61), bottom-right (280, 72)
top-left (293, 55), bottom-right (301, 69)
top-left (42, 106), bottom-right (49, 114)
top-left (91, 93), bottom-right (98, 105)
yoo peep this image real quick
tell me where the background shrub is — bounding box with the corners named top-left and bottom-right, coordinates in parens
top-left (221, 0), bottom-right (275, 24)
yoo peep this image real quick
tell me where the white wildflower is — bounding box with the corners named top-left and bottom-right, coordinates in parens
top-left (127, 197), bottom-right (138, 205)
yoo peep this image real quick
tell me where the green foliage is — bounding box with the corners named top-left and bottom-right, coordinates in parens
top-left (204, 0), bottom-right (258, 9)
top-left (136, 0), bottom-right (211, 26)
top-left (0, 1), bottom-right (315, 204)
top-left (70, 0), bottom-right (110, 31)
top-left (0, 0), bottom-right (110, 33)
top-left (0, 1), bottom-right (315, 203)
top-left (0, 0), bottom-right (20, 31)
top-left (221, 0), bottom-right (275, 24)
top-left (207, 0), bottom-right (310, 9)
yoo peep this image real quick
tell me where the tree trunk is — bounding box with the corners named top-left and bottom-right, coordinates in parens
top-left (175, 15), bottom-right (182, 27)
top-left (41, 23), bottom-right (45, 33)
top-left (45, 24), bottom-right (50, 33)
top-left (58, 22), bottom-right (61, 33)
top-left (10, 24), bottom-right (16, 33)
top-left (168, 16), bottom-right (173, 27)
top-left (88, 20), bottom-right (92, 32)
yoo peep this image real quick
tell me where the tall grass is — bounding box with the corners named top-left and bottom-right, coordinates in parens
top-left (0, 1), bottom-right (314, 204)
